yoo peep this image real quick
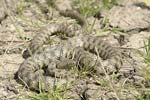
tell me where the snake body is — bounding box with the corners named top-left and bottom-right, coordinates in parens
top-left (15, 23), bottom-right (123, 91)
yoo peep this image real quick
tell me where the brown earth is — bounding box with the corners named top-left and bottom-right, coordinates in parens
top-left (0, 0), bottom-right (150, 100)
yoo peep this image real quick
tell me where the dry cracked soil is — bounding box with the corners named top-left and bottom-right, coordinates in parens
top-left (0, 0), bottom-right (150, 100)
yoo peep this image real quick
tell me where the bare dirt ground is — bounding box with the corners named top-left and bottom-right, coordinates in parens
top-left (0, 0), bottom-right (150, 100)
